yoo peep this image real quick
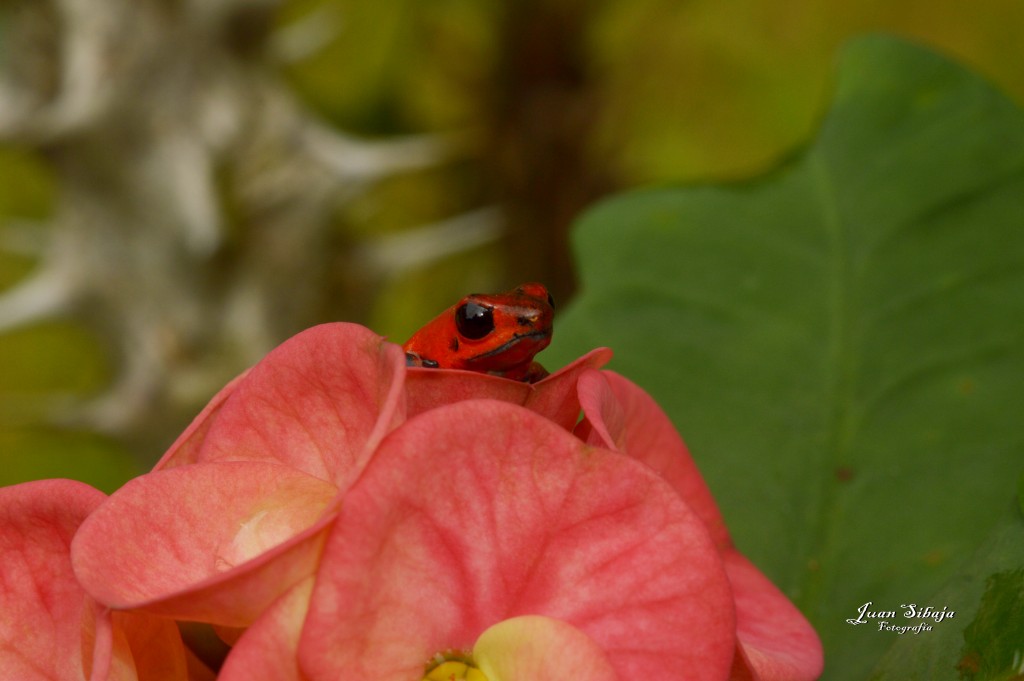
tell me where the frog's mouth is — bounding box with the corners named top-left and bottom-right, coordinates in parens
top-left (468, 330), bottom-right (552, 363)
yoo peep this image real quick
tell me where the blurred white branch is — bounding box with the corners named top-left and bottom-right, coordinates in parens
top-left (0, 0), bottom-right (465, 447)
top-left (0, 266), bottom-right (73, 329)
top-left (355, 207), bottom-right (504, 275)
top-left (303, 125), bottom-right (447, 181)
top-left (271, 5), bottom-right (344, 63)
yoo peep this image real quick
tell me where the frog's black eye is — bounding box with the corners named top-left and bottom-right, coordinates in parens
top-left (455, 301), bottom-right (494, 340)
top-left (546, 292), bottom-right (555, 309)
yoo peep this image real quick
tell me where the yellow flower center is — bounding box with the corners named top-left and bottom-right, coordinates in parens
top-left (423, 658), bottom-right (489, 681)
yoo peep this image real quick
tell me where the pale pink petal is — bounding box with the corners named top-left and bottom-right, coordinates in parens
top-left (1, 480), bottom-right (186, 681)
top-left (724, 552), bottom-right (823, 681)
top-left (218, 578), bottom-right (314, 681)
top-left (190, 323), bottom-right (406, 486)
top-left (299, 400), bottom-right (735, 681)
top-left (576, 369), bottom-right (729, 546)
top-left (405, 347), bottom-right (612, 430)
top-left (72, 462), bottom-right (337, 626)
top-left (0, 479), bottom-right (105, 680)
top-left (473, 616), bottom-right (619, 681)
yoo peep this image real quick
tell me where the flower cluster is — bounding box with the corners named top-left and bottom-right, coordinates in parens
top-left (0, 323), bottom-right (822, 680)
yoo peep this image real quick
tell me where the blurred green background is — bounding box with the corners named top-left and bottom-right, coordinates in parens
top-left (3, 0), bottom-right (1022, 478)
top-left (1, 2), bottom-right (1023, 679)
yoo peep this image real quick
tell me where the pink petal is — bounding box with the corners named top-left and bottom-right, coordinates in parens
top-left (184, 649), bottom-right (217, 681)
top-left (0, 480), bottom-right (186, 681)
top-left (299, 400), bottom-right (735, 681)
top-left (576, 369), bottom-right (729, 546)
top-left (218, 578), bottom-right (314, 681)
top-left (154, 370), bottom-right (251, 470)
top-left (85, 584), bottom-right (190, 681)
top-left (72, 462), bottom-right (338, 626)
top-left (111, 611), bottom-right (189, 681)
top-left (181, 323), bottom-right (406, 487)
top-left (724, 552), bottom-right (823, 681)
top-left (404, 368), bottom-right (531, 417)
top-left (523, 348), bottom-right (614, 428)
top-left (405, 347), bottom-right (613, 430)
top-left (0, 479), bottom-right (104, 680)
top-left (577, 371), bottom-right (823, 680)
top-left (473, 616), bottom-right (619, 681)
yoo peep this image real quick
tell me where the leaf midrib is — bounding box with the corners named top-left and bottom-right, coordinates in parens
top-left (799, 148), bottom-right (862, 615)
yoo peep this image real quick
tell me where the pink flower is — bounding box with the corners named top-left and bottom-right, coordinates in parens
top-left (294, 399), bottom-right (736, 679)
top-left (0, 479), bottom-right (188, 680)
top-left (68, 322), bottom-right (822, 679)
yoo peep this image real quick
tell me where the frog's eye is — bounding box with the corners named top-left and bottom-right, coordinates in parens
top-left (455, 301), bottom-right (494, 340)
top-left (546, 292), bottom-right (555, 309)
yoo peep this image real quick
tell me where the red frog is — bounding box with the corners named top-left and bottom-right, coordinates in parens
top-left (403, 282), bottom-right (554, 383)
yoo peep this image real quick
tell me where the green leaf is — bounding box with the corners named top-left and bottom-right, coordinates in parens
top-left (1017, 472), bottom-right (1024, 517)
top-left (0, 429), bottom-right (138, 495)
top-left (869, 505), bottom-right (1024, 681)
top-left (548, 35), bottom-right (1024, 680)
